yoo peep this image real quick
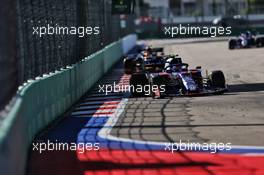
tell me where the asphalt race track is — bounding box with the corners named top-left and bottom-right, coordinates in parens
top-left (28, 40), bottom-right (264, 175)
top-left (111, 40), bottom-right (264, 146)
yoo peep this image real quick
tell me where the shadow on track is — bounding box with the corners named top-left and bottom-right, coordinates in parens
top-left (228, 83), bottom-right (264, 93)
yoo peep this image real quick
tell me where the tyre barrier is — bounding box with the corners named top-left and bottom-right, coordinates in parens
top-left (0, 34), bottom-right (137, 175)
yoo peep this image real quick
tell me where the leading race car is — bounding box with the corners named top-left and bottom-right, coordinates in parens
top-left (229, 31), bottom-right (264, 49)
top-left (123, 44), bottom-right (165, 74)
top-left (130, 56), bottom-right (228, 98)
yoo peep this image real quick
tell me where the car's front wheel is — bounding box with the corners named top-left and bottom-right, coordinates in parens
top-left (209, 70), bottom-right (226, 95)
top-left (130, 73), bottom-right (149, 97)
top-left (229, 39), bottom-right (236, 50)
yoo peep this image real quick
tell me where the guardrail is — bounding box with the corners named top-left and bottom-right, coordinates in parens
top-left (0, 34), bottom-right (137, 175)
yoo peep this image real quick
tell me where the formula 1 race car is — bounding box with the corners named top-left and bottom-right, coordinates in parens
top-left (129, 57), bottom-right (228, 98)
top-left (123, 44), bottom-right (164, 74)
top-left (229, 31), bottom-right (264, 49)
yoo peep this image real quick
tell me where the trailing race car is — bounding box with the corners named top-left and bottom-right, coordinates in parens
top-left (229, 31), bottom-right (264, 49)
top-left (130, 57), bottom-right (228, 98)
top-left (123, 44), bottom-right (164, 74)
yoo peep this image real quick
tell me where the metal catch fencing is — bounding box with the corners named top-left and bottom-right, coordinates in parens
top-left (0, 0), bottom-right (135, 111)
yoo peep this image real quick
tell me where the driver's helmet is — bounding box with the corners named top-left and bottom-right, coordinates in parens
top-left (245, 31), bottom-right (252, 38)
top-left (164, 57), bottom-right (182, 72)
top-left (140, 51), bottom-right (149, 61)
top-left (136, 53), bottom-right (144, 62)
top-left (146, 46), bottom-right (152, 52)
top-left (240, 33), bottom-right (246, 38)
top-left (171, 65), bottom-right (180, 72)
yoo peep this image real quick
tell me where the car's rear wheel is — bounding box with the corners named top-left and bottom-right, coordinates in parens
top-left (256, 37), bottom-right (264, 48)
top-left (210, 70), bottom-right (226, 88)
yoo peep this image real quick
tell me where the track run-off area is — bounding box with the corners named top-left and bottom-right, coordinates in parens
top-left (28, 39), bottom-right (264, 175)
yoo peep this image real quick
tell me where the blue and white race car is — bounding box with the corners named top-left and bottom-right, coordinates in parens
top-left (130, 57), bottom-right (228, 98)
top-left (229, 31), bottom-right (264, 49)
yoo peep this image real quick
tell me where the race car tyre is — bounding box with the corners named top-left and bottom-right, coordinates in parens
top-left (130, 73), bottom-right (149, 97)
top-left (229, 39), bottom-right (236, 50)
top-left (248, 38), bottom-right (256, 46)
top-left (124, 58), bottom-right (133, 74)
top-left (256, 37), bottom-right (264, 48)
top-left (150, 77), bottom-right (165, 99)
top-left (210, 70), bottom-right (226, 89)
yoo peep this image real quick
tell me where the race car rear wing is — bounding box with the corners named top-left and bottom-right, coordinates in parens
top-left (148, 47), bottom-right (164, 53)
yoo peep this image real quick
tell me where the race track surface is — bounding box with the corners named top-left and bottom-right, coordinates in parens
top-left (111, 41), bottom-right (264, 146)
top-left (28, 40), bottom-right (264, 175)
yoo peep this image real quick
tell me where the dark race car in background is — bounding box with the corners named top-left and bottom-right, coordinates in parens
top-left (123, 44), bottom-right (165, 74)
top-left (229, 31), bottom-right (264, 49)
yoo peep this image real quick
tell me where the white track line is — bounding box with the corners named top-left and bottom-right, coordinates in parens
top-left (98, 98), bottom-right (264, 155)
